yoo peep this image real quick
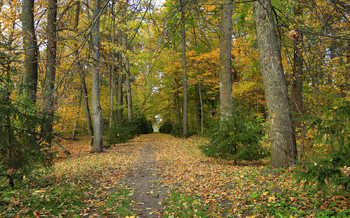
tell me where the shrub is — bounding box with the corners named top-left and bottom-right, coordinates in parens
top-left (132, 116), bottom-right (153, 135)
top-left (295, 99), bottom-right (350, 191)
top-left (171, 124), bottom-right (183, 138)
top-left (105, 115), bottom-right (153, 145)
top-left (200, 107), bottom-right (268, 161)
top-left (159, 120), bottom-right (173, 134)
top-left (105, 121), bottom-right (136, 144)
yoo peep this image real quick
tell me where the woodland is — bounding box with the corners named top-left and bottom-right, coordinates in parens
top-left (0, 0), bottom-right (349, 216)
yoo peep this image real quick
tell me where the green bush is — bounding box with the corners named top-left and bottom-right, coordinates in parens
top-left (105, 115), bottom-right (153, 144)
top-left (200, 107), bottom-right (268, 161)
top-left (295, 99), bottom-right (350, 191)
top-left (105, 121), bottom-right (136, 144)
top-left (171, 124), bottom-right (183, 137)
top-left (159, 120), bottom-right (173, 134)
top-left (132, 116), bottom-right (153, 135)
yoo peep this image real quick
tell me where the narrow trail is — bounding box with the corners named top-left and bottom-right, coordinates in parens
top-left (122, 143), bottom-right (170, 217)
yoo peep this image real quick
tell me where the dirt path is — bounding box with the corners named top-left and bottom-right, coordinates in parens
top-left (122, 144), bottom-right (170, 217)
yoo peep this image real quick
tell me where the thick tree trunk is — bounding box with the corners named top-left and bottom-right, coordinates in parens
top-left (116, 53), bottom-right (123, 123)
top-left (22, 0), bottom-right (39, 104)
top-left (42, 0), bottom-right (57, 146)
top-left (91, 0), bottom-right (103, 152)
top-left (219, 0), bottom-right (233, 121)
top-left (253, 0), bottom-right (297, 168)
top-left (124, 55), bottom-right (133, 121)
top-left (180, 0), bottom-right (188, 138)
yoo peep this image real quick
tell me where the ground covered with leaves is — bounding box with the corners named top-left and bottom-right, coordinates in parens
top-left (1, 133), bottom-right (349, 217)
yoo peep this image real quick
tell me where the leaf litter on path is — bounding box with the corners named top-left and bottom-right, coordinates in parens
top-left (1, 133), bottom-right (349, 217)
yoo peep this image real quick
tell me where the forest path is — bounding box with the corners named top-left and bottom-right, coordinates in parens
top-left (122, 143), bottom-right (170, 217)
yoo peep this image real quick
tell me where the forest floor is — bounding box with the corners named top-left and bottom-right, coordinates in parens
top-left (1, 133), bottom-right (350, 217)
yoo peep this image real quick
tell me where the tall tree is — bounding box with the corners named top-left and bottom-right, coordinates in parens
top-left (180, 0), bottom-right (188, 137)
top-left (219, 0), bottom-right (233, 121)
top-left (124, 55), bottom-right (133, 121)
top-left (290, 0), bottom-right (304, 124)
top-left (91, 0), bottom-right (103, 152)
top-left (42, 0), bottom-right (58, 145)
top-left (109, 0), bottom-right (116, 127)
top-left (116, 52), bottom-right (123, 123)
top-left (22, 0), bottom-right (38, 103)
top-left (253, 0), bottom-right (297, 168)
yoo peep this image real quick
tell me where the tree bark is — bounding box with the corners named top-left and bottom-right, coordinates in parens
top-left (116, 52), bottom-right (123, 123)
top-left (91, 0), bottom-right (103, 152)
top-left (253, 0), bottom-right (297, 168)
top-left (71, 90), bottom-right (82, 140)
top-left (109, 0), bottom-right (116, 128)
top-left (195, 83), bottom-right (201, 134)
top-left (290, 1), bottom-right (304, 125)
top-left (180, 0), bottom-right (188, 138)
top-left (80, 69), bottom-right (94, 146)
top-left (219, 0), bottom-right (233, 121)
top-left (42, 0), bottom-right (57, 146)
top-left (199, 82), bottom-right (204, 133)
top-left (124, 55), bottom-right (133, 121)
top-left (22, 0), bottom-right (39, 104)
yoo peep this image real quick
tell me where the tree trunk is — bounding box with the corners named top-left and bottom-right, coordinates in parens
top-left (199, 82), bottom-right (204, 133)
top-left (90, 0), bottom-right (103, 152)
top-left (42, 0), bottom-right (57, 146)
top-left (80, 69), bottom-right (94, 146)
top-left (219, 0), bottom-right (233, 121)
top-left (180, 0), bottom-right (188, 138)
top-left (22, 0), bottom-right (39, 104)
top-left (124, 55), bottom-right (133, 121)
top-left (71, 90), bottom-right (82, 140)
top-left (174, 78), bottom-right (182, 128)
top-left (253, 0), bottom-right (297, 168)
top-left (109, 1), bottom-right (116, 128)
top-left (109, 64), bottom-right (115, 127)
top-left (195, 83), bottom-right (201, 134)
top-left (290, 1), bottom-right (304, 125)
top-left (116, 52), bottom-right (123, 123)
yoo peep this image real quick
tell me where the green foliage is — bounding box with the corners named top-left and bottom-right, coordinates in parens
top-left (159, 120), bottom-right (184, 137)
top-left (159, 120), bottom-right (173, 134)
top-left (200, 107), bottom-right (268, 161)
top-left (106, 115), bottom-right (153, 144)
top-left (132, 115), bottom-right (153, 135)
top-left (106, 121), bottom-right (136, 144)
top-left (164, 188), bottom-right (210, 217)
top-left (295, 99), bottom-right (350, 191)
top-left (97, 187), bottom-right (133, 216)
top-left (170, 124), bottom-right (183, 138)
top-left (0, 38), bottom-right (53, 187)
